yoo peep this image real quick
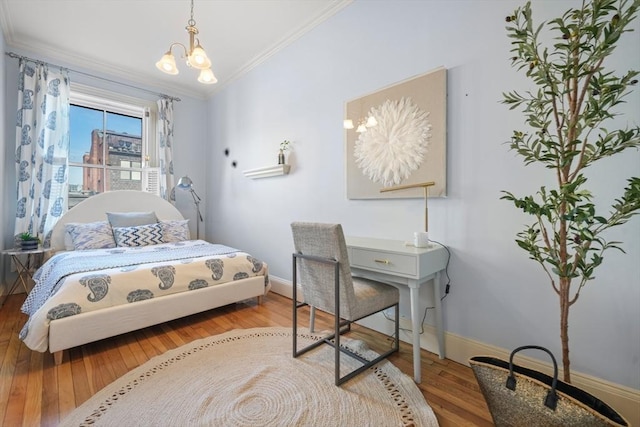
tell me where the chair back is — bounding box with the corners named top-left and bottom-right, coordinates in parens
top-left (291, 222), bottom-right (356, 319)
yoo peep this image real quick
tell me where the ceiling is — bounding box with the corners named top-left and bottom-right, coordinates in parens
top-left (0, 0), bottom-right (351, 99)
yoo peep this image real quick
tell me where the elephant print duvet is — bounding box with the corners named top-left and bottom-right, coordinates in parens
top-left (19, 240), bottom-right (269, 352)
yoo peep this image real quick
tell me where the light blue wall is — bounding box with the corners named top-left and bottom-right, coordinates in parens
top-left (206, 0), bottom-right (640, 388)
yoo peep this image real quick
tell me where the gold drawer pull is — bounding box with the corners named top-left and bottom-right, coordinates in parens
top-left (374, 259), bottom-right (390, 264)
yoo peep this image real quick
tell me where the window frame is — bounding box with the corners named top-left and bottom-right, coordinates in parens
top-left (68, 84), bottom-right (159, 202)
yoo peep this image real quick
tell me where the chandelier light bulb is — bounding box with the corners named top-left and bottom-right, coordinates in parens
top-left (156, 52), bottom-right (179, 75)
top-left (356, 123), bottom-right (368, 133)
top-left (366, 115), bottom-right (378, 127)
top-left (343, 119), bottom-right (354, 129)
top-left (198, 68), bottom-right (218, 84)
top-left (188, 43), bottom-right (212, 69)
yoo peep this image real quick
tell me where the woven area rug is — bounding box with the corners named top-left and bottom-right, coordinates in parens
top-left (60, 327), bottom-right (439, 426)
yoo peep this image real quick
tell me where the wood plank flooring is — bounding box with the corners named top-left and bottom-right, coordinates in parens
top-left (0, 292), bottom-right (493, 426)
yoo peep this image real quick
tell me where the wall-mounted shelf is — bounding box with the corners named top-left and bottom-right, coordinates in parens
top-left (243, 164), bottom-right (291, 179)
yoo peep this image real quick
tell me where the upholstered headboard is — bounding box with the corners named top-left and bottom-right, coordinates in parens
top-left (50, 190), bottom-right (184, 251)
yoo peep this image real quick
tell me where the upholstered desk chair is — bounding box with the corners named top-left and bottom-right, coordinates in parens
top-left (291, 222), bottom-right (400, 386)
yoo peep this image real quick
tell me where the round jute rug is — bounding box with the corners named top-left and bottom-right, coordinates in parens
top-left (60, 327), bottom-right (438, 426)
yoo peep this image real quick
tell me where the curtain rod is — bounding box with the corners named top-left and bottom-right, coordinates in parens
top-left (5, 52), bottom-right (181, 102)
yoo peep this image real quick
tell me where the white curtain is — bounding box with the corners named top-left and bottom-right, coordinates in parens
top-left (157, 97), bottom-right (175, 202)
top-left (14, 59), bottom-right (70, 247)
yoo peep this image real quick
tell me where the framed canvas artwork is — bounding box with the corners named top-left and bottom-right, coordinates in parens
top-left (345, 66), bottom-right (447, 200)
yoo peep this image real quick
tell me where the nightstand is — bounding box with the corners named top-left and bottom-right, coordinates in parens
top-left (1, 246), bottom-right (52, 307)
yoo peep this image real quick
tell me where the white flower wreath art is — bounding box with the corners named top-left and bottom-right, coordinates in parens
top-left (354, 97), bottom-right (432, 187)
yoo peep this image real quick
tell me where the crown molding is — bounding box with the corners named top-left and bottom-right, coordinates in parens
top-left (3, 0), bottom-right (353, 100)
top-left (204, 0), bottom-right (353, 97)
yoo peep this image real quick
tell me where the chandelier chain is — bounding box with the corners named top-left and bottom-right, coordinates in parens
top-left (189, 0), bottom-right (195, 26)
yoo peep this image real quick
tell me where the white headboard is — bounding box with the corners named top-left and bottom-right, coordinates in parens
top-left (50, 190), bottom-right (185, 251)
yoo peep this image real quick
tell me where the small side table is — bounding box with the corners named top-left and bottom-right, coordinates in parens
top-left (1, 246), bottom-right (52, 307)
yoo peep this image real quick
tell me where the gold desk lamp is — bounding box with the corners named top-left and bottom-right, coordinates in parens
top-left (380, 181), bottom-right (435, 246)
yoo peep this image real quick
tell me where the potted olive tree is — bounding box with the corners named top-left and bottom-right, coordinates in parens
top-left (502, 0), bottom-right (639, 383)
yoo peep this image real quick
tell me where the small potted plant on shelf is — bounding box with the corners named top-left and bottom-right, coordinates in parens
top-left (19, 232), bottom-right (40, 251)
top-left (278, 140), bottom-right (291, 165)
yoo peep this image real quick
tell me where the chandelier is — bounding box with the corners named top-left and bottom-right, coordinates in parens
top-left (155, 0), bottom-right (217, 84)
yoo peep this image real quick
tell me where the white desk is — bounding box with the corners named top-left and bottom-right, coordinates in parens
top-left (345, 236), bottom-right (448, 383)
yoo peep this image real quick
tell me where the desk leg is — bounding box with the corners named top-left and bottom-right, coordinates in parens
top-left (434, 271), bottom-right (445, 359)
top-left (408, 282), bottom-right (421, 383)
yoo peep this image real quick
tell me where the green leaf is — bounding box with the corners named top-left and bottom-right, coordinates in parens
top-left (502, 0), bottom-right (640, 293)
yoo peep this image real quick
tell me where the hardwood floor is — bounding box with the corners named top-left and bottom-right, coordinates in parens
top-left (0, 292), bottom-right (493, 426)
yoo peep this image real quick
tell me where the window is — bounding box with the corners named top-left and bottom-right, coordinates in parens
top-left (68, 85), bottom-right (159, 208)
top-left (119, 161), bottom-right (142, 181)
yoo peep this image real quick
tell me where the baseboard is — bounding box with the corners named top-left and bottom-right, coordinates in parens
top-left (268, 276), bottom-right (293, 298)
top-left (270, 275), bottom-right (640, 425)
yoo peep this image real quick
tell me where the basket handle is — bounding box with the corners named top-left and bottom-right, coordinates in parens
top-left (505, 345), bottom-right (558, 410)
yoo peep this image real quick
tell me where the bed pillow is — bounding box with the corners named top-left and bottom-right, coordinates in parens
top-left (160, 219), bottom-right (190, 242)
top-left (107, 211), bottom-right (158, 228)
top-left (64, 229), bottom-right (75, 251)
top-left (113, 223), bottom-right (164, 247)
top-left (65, 221), bottom-right (116, 250)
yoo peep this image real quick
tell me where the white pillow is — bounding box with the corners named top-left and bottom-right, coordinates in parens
top-left (65, 221), bottom-right (116, 250)
top-left (64, 229), bottom-right (75, 251)
top-left (160, 219), bottom-right (190, 242)
top-left (107, 211), bottom-right (158, 228)
top-left (113, 223), bottom-right (164, 247)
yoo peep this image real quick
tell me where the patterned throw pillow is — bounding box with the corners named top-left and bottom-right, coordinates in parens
top-left (66, 221), bottom-right (116, 250)
top-left (160, 219), bottom-right (190, 242)
top-left (113, 223), bottom-right (164, 247)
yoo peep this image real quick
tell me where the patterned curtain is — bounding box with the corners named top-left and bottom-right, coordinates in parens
top-left (157, 97), bottom-right (175, 202)
top-left (14, 59), bottom-right (70, 247)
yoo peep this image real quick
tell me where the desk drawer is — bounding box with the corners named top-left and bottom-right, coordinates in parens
top-left (350, 248), bottom-right (416, 276)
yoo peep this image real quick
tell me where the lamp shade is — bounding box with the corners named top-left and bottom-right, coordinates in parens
top-left (188, 44), bottom-right (212, 69)
top-left (197, 68), bottom-right (218, 84)
top-left (156, 52), bottom-right (179, 75)
top-left (177, 176), bottom-right (193, 189)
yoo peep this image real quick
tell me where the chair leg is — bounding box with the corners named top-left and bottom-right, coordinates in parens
top-left (292, 254), bottom-right (298, 357)
top-left (292, 254), bottom-right (328, 358)
top-left (334, 262), bottom-right (341, 385)
top-left (395, 302), bottom-right (400, 352)
top-left (310, 306), bottom-right (316, 333)
top-left (291, 251), bottom-right (400, 386)
top-left (333, 303), bottom-right (401, 386)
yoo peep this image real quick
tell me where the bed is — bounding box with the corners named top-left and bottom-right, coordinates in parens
top-left (20, 190), bottom-right (269, 365)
